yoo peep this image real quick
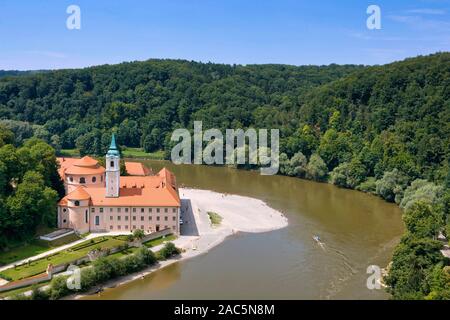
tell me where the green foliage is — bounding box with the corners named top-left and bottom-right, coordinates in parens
top-left (375, 169), bottom-right (409, 203)
top-left (385, 235), bottom-right (445, 300)
top-left (356, 177), bottom-right (377, 194)
top-left (305, 153), bottom-right (328, 182)
top-left (132, 229), bottom-right (145, 240)
top-left (402, 201), bottom-right (442, 238)
top-left (399, 179), bottom-right (444, 211)
top-left (330, 159), bottom-right (367, 189)
top-left (158, 242), bottom-right (180, 260)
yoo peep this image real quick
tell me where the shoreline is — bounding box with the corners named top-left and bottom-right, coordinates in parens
top-left (70, 187), bottom-right (288, 299)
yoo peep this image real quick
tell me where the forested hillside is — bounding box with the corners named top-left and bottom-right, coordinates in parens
top-left (0, 53), bottom-right (449, 298)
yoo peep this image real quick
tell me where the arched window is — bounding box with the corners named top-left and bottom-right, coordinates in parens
top-left (74, 200), bottom-right (80, 206)
top-left (69, 176), bottom-right (73, 182)
top-left (80, 177), bottom-right (86, 184)
top-left (92, 176), bottom-right (97, 183)
top-left (110, 161), bottom-right (114, 168)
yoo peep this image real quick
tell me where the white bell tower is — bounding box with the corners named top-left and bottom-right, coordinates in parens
top-left (106, 133), bottom-right (120, 197)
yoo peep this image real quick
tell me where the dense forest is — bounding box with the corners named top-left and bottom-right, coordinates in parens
top-left (0, 53), bottom-right (449, 299)
top-left (0, 125), bottom-right (64, 249)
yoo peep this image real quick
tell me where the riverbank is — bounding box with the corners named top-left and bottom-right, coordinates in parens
top-left (70, 188), bottom-right (288, 299)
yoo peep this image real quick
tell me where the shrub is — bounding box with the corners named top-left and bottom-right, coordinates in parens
top-left (375, 169), bottom-right (409, 203)
top-left (305, 153), bottom-right (328, 182)
top-left (49, 275), bottom-right (70, 300)
top-left (30, 284), bottom-right (49, 300)
top-left (158, 242), bottom-right (180, 260)
top-left (400, 179), bottom-right (444, 211)
top-left (356, 177), bottom-right (377, 194)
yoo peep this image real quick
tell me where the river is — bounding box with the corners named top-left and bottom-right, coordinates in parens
top-left (86, 160), bottom-right (404, 300)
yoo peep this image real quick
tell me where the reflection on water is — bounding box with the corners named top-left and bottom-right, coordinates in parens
top-left (86, 161), bottom-right (404, 300)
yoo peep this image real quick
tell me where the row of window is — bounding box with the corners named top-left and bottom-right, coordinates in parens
top-left (69, 176), bottom-right (102, 184)
top-left (107, 215), bottom-right (175, 222)
top-left (91, 207), bottom-right (177, 214)
top-left (108, 225), bottom-right (176, 231)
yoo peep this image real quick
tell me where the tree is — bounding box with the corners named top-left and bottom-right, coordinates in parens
top-left (375, 169), bottom-right (409, 203)
top-left (403, 201), bottom-right (443, 239)
top-left (132, 229), bottom-right (145, 241)
top-left (330, 159), bottom-right (367, 189)
top-left (385, 236), bottom-right (445, 299)
top-left (0, 124), bottom-right (14, 147)
top-left (6, 171), bottom-right (58, 236)
top-left (305, 153), bottom-right (328, 182)
top-left (400, 179), bottom-right (444, 211)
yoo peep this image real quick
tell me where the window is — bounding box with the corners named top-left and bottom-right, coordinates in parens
top-left (63, 208), bottom-right (67, 213)
top-left (164, 216), bottom-right (168, 221)
top-left (172, 208), bottom-right (176, 213)
top-left (69, 176), bottom-right (73, 182)
top-left (91, 208), bottom-right (95, 213)
top-left (164, 208), bottom-right (168, 213)
top-left (92, 177), bottom-right (97, 183)
top-left (118, 216), bottom-right (121, 221)
top-left (173, 216), bottom-right (176, 221)
top-left (141, 216), bottom-right (144, 221)
top-left (157, 208), bottom-right (160, 213)
top-left (95, 216), bottom-right (100, 226)
top-left (133, 208), bottom-right (136, 213)
top-left (117, 208), bottom-right (121, 213)
top-left (85, 210), bottom-right (88, 223)
top-left (74, 200), bottom-right (80, 206)
top-left (125, 208), bottom-right (129, 213)
top-left (125, 216), bottom-right (129, 221)
top-left (141, 208), bottom-right (144, 213)
top-left (110, 161), bottom-right (114, 167)
top-left (80, 177), bottom-right (86, 184)
top-left (156, 216), bottom-right (160, 221)
top-left (110, 225), bottom-right (113, 230)
top-left (110, 216), bottom-right (113, 221)
top-left (148, 208), bottom-right (152, 213)
top-left (110, 208), bottom-right (113, 212)
top-left (101, 176), bottom-right (103, 182)
top-left (125, 225), bottom-right (129, 230)
top-left (149, 216), bottom-right (152, 221)
top-left (133, 216), bottom-right (136, 221)
top-left (140, 225), bottom-right (144, 230)
top-left (100, 208), bottom-right (104, 213)
top-left (63, 219), bottom-right (67, 223)
top-left (118, 225), bottom-right (121, 230)
top-left (133, 225), bottom-right (136, 229)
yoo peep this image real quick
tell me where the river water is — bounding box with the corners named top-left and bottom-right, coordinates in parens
top-left (87, 161), bottom-right (404, 300)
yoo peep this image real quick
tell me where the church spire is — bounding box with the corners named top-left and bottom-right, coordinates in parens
top-left (107, 133), bottom-right (119, 156)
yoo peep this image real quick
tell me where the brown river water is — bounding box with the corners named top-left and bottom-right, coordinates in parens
top-left (85, 160), bottom-right (404, 300)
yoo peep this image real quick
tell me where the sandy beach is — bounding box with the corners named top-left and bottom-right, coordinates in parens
top-left (69, 187), bottom-right (288, 299)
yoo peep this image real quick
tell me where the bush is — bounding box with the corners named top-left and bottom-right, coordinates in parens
top-left (30, 284), bottom-right (50, 300)
top-left (49, 275), bottom-right (70, 300)
top-left (356, 177), bottom-right (377, 194)
top-left (375, 169), bottom-right (409, 203)
top-left (305, 153), bottom-right (328, 182)
top-left (158, 242), bottom-right (180, 260)
top-left (132, 229), bottom-right (145, 241)
top-left (400, 179), bottom-right (444, 211)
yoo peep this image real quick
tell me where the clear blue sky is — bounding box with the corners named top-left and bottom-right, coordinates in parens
top-left (0, 0), bottom-right (449, 70)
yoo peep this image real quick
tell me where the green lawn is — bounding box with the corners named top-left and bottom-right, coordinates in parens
top-left (0, 234), bottom-right (80, 267)
top-left (0, 237), bottom-right (126, 281)
top-left (122, 147), bottom-right (165, 159)
top-left (0, 280), bottom-right (50, 299)
top-left (143, 234), bottom-right (177, 248)
top-left (58, 149), bottom-right (80, 157)
top-left (207, 212), bottom-right (223, 226)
